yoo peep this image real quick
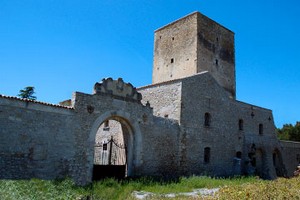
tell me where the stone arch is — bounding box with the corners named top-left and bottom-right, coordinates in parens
top-left (86, 110), bottom-right (142, 182)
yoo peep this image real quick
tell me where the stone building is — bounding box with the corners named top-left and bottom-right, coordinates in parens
top-left (0, 11), bottom-right (299, 185)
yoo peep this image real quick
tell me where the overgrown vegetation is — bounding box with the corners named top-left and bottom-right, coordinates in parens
top-left (0, 176), bottom-right (299, 199)
top-left (277, 122), bottom-right (300, 141)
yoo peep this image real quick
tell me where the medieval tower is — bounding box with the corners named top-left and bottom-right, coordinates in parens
top-left (153, 12), bottom-right (236, 99)
top-left (1, 11), bottom-right (299, 185)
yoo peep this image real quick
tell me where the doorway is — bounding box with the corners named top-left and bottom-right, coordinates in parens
top-left (92, 118), bottom-right (131, 180)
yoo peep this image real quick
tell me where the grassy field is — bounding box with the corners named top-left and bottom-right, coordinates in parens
top-left (0, 176), bottom-right (299, 199)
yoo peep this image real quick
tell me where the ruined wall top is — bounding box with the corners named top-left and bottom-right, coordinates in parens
top-left (93, 78), bottom-right (142, 103)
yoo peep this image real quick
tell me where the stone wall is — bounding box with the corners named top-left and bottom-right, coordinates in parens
top-left (0, 96), bottom-right (76, 180)
top-left (177, 72), bottom-right (281, 178)
top-left (138, 116), bottom-right (180, 177)
top-left (152, 12), bottom-right (235, 98)
top-left (0, 84), bottom-right (182, 185)
top-left (234, 100), bottom-right (282, 179)
top-left (152, 12), bottom-right (198, 84)
top-left (138, 80), bottom-right (182, 121)
top-left (197, 13), bottom-right (235, 98)
top-left (69, 91), bottom-right (181, 184)
top-left (1, 11), bottom-right (299, 185)
top-left (179, 72), bottom-right (240, 176)
top-left (280, 141), bottom-right (300, 177)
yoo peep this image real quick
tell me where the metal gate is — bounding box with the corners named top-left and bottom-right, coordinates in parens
top-left (93, 136), bottom-right (127, 180)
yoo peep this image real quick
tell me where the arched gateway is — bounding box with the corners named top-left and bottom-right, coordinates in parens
top-left (84, 78), bottom-right (146, 183)
top-left (0, 12), bottom-right (294, 186)
top-left (87, 111), bottom-right (141, 181)
top-left (69, 77), bottom-right (179, 185)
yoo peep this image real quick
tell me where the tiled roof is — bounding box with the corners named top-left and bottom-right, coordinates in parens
top-left (0, 94), bottom-right (74, 110)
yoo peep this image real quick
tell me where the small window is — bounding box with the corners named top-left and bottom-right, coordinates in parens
top-left (204, 147), bottom-right (211, 163)
top-left (103, 143), bottom-right (107, 151)
top-left (171, 58), bottom-right (174, 63)
top-left (236, 151), bottom-right (242, 159)
top-left (239, 119), bottom-right (244, 130)
top-left (103, 120), bottom-right (110, 131)
top-left (172, 37), bottom-right (174, 40)
top-left (215, 59), bottom-right (218, 65)
top-left (259, 124), bottom-right (263, 135)
top-left (273, 153), bottom-right (276, 166)
top-left (204, 112), bottom-right (211, 127)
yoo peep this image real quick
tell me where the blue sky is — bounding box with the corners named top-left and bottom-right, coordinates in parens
top-left (0, 0), bottom-right (299, 128)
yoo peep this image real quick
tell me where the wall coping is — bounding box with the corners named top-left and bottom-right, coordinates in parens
top-left (0, 94), bottom-right (74, 110)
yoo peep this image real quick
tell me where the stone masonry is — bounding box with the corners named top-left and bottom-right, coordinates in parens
top-left (0, 11), bottom-right (299, 185)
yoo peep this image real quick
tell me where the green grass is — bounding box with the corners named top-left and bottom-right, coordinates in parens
top-left (0, 176), bottom-right (299, 200)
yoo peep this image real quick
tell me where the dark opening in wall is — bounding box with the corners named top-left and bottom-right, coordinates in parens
top-left (204, 112), bottom-right (211, 127)
top-left (103, 143), bottom-right (107, 151)
top-left (204, 147), bottom-right (211, 163)
top-left (172, 37), bottom-right (174, 40)
top-left (259, 124), bottom-right (263, 135)
top-left (216, 37), bottom-right (219, 42)
top-left (103, 120), bottom-right (110, 131)
top-left (171, 58), bottom-right (174, 63)
top-left (215, 59), bottom-right (218, 65)
top-left (273, 153), bottom-right (276, 166)
top-left (236, 151), bottom-right (242, 159)
top-left (239, 119), bottom-right (244, 131)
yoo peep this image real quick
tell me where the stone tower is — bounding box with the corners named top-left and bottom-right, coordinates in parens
top-left (153, 12), bottom-right (236, 98)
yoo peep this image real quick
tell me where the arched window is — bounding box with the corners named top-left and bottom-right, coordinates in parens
top-left (204, 147), bottom-right (211, 163)
top-left (204, 113), bottom-right (211, 127)
top-left (259, 124), bottom-right (263, 135)
top-left (239, 119), bottom-right (244, 130)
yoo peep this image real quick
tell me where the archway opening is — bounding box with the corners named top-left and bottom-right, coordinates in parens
top-left (92, 117), bottom-right (132, 181)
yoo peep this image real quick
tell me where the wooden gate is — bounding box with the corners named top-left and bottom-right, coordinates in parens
top-left (93, 136), bottom-right (127, 180)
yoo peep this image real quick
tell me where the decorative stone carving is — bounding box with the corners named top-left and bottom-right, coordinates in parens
top-left (93, 78), bottom-right (142, 103)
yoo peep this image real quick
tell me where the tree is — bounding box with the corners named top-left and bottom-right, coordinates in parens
top-left (18, 86), bottom-right (37, 100)
top-left (277, 122), bottom-right (300, 142)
